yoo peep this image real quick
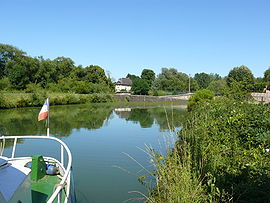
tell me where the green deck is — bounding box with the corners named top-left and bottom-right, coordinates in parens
top-left (31, 174), bottom-right (61, 203)
top-left (9, 173), bottom-right (65, 203)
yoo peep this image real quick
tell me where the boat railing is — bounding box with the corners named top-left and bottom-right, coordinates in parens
top-left (0, 135), bottom-right (72, 203)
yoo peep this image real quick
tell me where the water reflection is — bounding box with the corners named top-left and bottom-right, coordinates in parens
top-left (0, 103), bottom-right (187, 202)
top-left (0, 104), bottom-right (186, 139)
top-left (114, 107), bottom-right (185, 131)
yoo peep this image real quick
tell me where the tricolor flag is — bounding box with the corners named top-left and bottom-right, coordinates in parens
top-left (38, 98), bottom-right (49, 121)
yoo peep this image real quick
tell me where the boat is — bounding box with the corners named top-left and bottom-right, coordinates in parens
top-left (0, 98), bottom-right (74, 202)
top-left (0, 135), bottom-right (73, 203)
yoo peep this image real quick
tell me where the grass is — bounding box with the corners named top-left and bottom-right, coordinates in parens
top-left (0, 92), bottom-right (115, 109)
top-left (138, 129), bottom-right (210, 203)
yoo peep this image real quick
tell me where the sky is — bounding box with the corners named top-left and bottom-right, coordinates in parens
top-left (1, 0), bottom-right (269, 80)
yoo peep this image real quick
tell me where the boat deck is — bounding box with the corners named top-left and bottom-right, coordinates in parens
top-left (0, 158), bottom-right (64, 203)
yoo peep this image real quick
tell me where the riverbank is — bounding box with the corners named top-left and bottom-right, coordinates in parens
top-left (0, 92), bottom-right (115, 109)
top-left (144, 97), bottom-right (270, 202)
top-left (113, 93), bottom-right (192, 102)
top-left (0, 92), bottom-right (188, 109)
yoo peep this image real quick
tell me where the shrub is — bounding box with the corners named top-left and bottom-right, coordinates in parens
top-left (187, 89), bottom-right (214, 111)
top-left (25, 83), bottom-right (43, 93)
top-left (0, 77), bottom-right (12, 91)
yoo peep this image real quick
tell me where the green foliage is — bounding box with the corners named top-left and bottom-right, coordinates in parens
top-left (0, 43), bottom-right (113, 93)
top-left (141, 69), bottom-right (155, 86)
top-left (207, 78), bottom-right (227, 95)
top-left (0, 93), bottom-right (115, 109)
top-left (25, 83), bottom-right (43, 93)
top-left (0, 44), bottom-right (26, 78)
top-left (49, 78), bottom-right (112, 94)
top-left (155, 68), bottom-right (198, 92)
top-left (126, 73), bottom-right (140, 82)
top-left (223, 81), bottom-right (253, 101)
top-left (187, 89), bottom-right (214, 111)
top-left (194, 72), bottom-right (221, 89)
top-left (131, 78), bottom-right (150, 95)
top-left (263, 67), bottom-right (270, 82)
top-left (146, 98), bottom-right (270, 202)
top-left (144, 147), bottom-right (209, 203)
top-left (227, 65), bottom-right (254, 89)
top-left (178, 98), bottom-right (270, 202)
top-left (194, 72), bottom-right (211, 89)
top-left (0, 77), bottom-right (12, 91)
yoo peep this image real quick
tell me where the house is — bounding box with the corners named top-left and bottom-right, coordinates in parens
top-left (115, 78), bottom-right (132, 93)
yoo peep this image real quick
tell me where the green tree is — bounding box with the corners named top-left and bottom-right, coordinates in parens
top-left (194, 72), bottom-right (211, 89)
top-left (263, 67), bottom-right (270, 82)
top-left (207, 79), bottom-right (227, 95)
top-left (141, 69), bottom-right (155, 86)
top-left (126, 73), bottom-right (140, 82)
top-left (53, 57), bottom-right (74, 80)
top-left (35, 57), bottom-right (57, 87)
top-left (5, 56), bottom-right (40, 89)
top-left (156, 68), bottom-right (192, 92)
top-left (131, 78), bottom-right (150, 95)
top-left (227, 65), bottom-right (254, 88)
top-left (194, 73), bottom-right (221, 89)
top-left (0, 44), bottom-right (26, 78)
top-left (84, 65), bottom-right (108, 84)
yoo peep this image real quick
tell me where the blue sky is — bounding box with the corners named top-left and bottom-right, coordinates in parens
top-left (1, 0), bottom-right (269, 80)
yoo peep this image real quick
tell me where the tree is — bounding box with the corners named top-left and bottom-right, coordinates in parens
top-left (156, 68), bottom-right (191, 92)
top-left (263, 67), bottom-right (270, 82)
top-left (141, 69), bottom-right (155, 86)
top-left (227, 65), bottom-right (254, 87)
top-left (131, 78), bottom-right (150, 95)
top-left (126, 73), bottom-right (140, 82)
top-left (84, 65), bottom-right (108, 84)
top-left (194, 73), bottom-right (221, 89)
top-left (0, 44), bottom-right (26, 78)
top-left (53, 57), bottom-right (74, 80)
top-left (194, 72), bottom-right (211, 89)
top-left (5, 60), bottom-right (30, 89)
top-left (207, 79), bottom-right (227, 95)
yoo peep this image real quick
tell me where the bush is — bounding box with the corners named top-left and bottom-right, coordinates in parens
top-left (25, 83), bottom-right (43, 93)
top-left (187, 89), bottom-right (214, 111)
top-left (223, 81), bottom-right (253, 101)
top-left (0, 77), bottom-right (12, 91)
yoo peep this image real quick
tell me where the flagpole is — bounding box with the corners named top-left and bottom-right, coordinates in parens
top-left (47, 97), bottom-right (50, 136)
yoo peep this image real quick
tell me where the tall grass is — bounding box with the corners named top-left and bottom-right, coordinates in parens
top-left (137, 106), bottom-right (210, 203)
top-left (143, 144), bottom-right (209, 203)
top-left (144, 97), bottom-right (270, 202)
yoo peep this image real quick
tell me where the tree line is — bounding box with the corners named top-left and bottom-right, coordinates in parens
top-left (127, 65), bottom-right (270, 96)
top-left (1, 43), bottom-right (269, 96)
top-left (0, 44), bottom-right (114, 94)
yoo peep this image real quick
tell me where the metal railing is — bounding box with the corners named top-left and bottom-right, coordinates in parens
top-left (0, 135), bottom-right (72, 203)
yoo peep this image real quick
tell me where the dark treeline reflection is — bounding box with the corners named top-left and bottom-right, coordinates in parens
top-left (114, 107), bottom-right (186, 131)
top-left (0, 104), bottom-right (113, 138)
top-left (0, 104), bottom-right (186, 144)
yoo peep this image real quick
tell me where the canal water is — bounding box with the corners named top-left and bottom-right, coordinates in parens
top-left (0, 103), bottom-right (186, 202)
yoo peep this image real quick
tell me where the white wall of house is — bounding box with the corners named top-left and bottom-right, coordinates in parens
top-left (115, 85), bottom-right (132, 92)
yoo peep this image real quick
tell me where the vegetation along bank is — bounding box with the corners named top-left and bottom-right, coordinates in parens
top-left (142, 90), bottom-right (270, 202)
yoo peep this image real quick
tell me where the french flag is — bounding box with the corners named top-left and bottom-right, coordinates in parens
top-left (38, 98), bottom-right (49, 121)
